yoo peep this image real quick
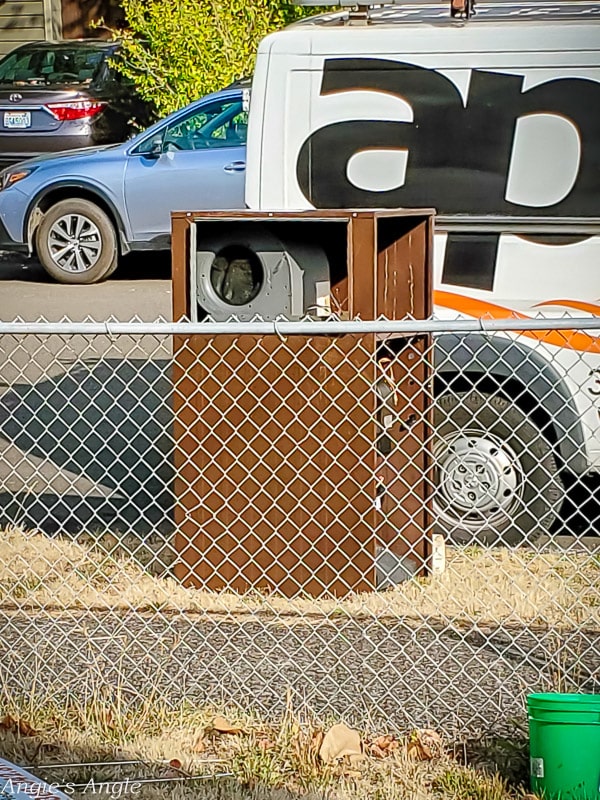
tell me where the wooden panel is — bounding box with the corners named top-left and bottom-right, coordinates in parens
top-left (373, 214), bottom-right (433, 573)
top-left (0, 0), bottom-right (44, 43)
top-left (1, 14), bottom-right (44, 25)
top-left (376, 216), bottom-right (433, 320)
top-left (171, 209), bottom-right (434, 596)
top-left (171, 214), bottom-right (191, 322)
top-left (377, 338), bottom-right (432, 571)
top-left (174, 333), bottom-right (378, 596)
top-left (348, 214), bottom-right (376, 319)
top-left (0, 23), bottom-right (44, 41)
top-left (0, 1), bottom-right (43, 17)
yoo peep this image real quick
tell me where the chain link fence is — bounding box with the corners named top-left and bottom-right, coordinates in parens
top-left (0, 317), bottom-right (599, 737)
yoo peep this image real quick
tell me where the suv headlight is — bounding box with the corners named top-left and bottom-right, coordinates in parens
top-left (0, 167), bottom-right (36, 191)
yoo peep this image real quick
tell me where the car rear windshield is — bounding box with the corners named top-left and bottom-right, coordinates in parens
top-left (0, 46), bottom-right (108, 87)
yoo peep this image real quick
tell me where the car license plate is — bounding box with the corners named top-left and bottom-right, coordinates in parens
top-left (4, 111), bottom-right (31, 129)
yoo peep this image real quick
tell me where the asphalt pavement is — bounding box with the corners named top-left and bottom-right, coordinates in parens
top-left (1, 607), bottom-right (598, 736)
top-left (1, 249), bottom-right (599, 542)
top-left (0, 250), bottom-right (172, 322)
top-left (0, 250), bottom-right (175, 534)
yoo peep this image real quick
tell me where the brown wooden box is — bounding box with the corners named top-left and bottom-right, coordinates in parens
top-left (171, 209), bottom-right (434, 597)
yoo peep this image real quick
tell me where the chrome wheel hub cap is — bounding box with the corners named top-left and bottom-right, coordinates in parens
top-left (48, 213), bottom-right (102, 273)
top-left (434, 430), bottom-right (523, 529)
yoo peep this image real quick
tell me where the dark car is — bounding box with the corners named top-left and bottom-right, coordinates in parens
top-left (0, 40), bottom-right (153, 169)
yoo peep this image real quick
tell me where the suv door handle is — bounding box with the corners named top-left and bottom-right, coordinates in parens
top-left (224, 161), bottom-right (246, 172)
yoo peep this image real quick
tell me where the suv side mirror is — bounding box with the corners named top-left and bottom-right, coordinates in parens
top-left (147, 139), bottom-right (163, 159)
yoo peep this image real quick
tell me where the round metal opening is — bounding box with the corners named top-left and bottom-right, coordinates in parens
top-left (210, 245), bottom-right (263, 306)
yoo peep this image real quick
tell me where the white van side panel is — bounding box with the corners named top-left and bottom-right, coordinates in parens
top-left (249, 45), bottom-right (600, 209)
top-left (246, 24), bottom-right (600, 470)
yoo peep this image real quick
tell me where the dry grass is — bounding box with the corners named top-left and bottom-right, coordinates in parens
top-left (0, 525), bottom-right (598, 628)
top-left (0, 687), bottom-right (527, 800)
top-left (0, 525), bottom-right (542, 799)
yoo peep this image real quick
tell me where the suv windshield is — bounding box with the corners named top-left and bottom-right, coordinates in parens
top-left (0, 45), bottom-right (108, 87)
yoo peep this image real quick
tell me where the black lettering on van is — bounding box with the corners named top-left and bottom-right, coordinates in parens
top-left (296, 58), bottom-right (600, 217)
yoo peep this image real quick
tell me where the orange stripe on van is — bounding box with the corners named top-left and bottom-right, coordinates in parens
top-left (534, 299), bottom-right (600, 315)
top-left (434, 290), bottom-right (600, 354)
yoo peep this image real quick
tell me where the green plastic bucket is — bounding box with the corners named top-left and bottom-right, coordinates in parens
top-left (528, 693), bottom-right (600, 800)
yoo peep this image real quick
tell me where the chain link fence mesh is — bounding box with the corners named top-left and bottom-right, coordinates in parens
top-left (0, 318), bottom-right (599, 737)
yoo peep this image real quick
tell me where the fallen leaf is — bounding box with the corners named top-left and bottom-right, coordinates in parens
top-left (192, 734), bottom-right (205, 753)
top-left (373, 734), bottom-right (397, 750)
top-left (309, 729), bottom-right (324, 758)
top-left (370, 744), bottom-right (389, 759)
top-left (319, 723), bottom-right (363, 763)
top-left (211, 715), bottom-right (244, 735)
top-left (258, 738), bottom-right (276, 751)
top-left (0, 715), bottom-right (40, 737)
top-left (18, 719), bottom-right (39, 737)
top-left (368, 734), bottom-right (399, 758)
top-left (407, 729), bottom-right (443, 761)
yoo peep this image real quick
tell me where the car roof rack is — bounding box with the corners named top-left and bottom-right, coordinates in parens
top-left (294, 0), bottom-right (476, 20)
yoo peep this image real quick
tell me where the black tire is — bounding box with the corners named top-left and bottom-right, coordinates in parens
top-left (103, 257), bottom-right (120, 279)
top-left (433, 389), bottom-right (564, 546)
top-left (35, 199), bottom-right (118, 285)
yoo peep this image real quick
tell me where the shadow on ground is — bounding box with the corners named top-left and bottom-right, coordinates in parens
top-left (115, 251), bottom-right (172, 282)
top-left (0, 251), bottom-right (171, 284)
top-left (0, 358), bottom-right (175, 536)
top-left (0, 729), bottom-right (300, 800)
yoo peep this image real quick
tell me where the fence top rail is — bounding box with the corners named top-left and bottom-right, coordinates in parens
top-left (0, 317), bottom-right (598, 336)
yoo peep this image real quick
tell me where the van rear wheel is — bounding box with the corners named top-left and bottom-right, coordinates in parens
top-left (36, 199), bottom-right (118, 285)
top-left (433, 390), bottom-right (563, 546)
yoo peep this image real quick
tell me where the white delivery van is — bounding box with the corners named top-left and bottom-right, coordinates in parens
top-left (238, 2), bottom-right (600, 543)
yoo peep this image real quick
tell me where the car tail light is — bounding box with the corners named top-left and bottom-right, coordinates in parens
top-left (45, 100), bottom-right (107, 121)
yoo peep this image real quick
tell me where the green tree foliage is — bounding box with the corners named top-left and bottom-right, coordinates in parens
top-left (107, 0), bottom-right (313, 118)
